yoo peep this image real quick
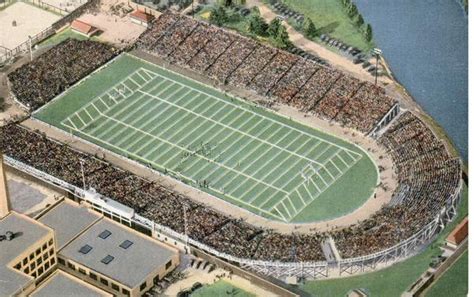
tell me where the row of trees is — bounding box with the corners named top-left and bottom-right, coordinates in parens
top-left (341, 0), bottom-right (372, 41)
top-left (209, 5), bottom-right (293, 49)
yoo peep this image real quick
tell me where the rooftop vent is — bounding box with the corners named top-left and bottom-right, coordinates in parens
top-left (98, 230), bottom-right (111, 239)
top-left (79, 244), bottom-right (93, 254)
top-left (119, 240), bottom-right (133, 249)
top-left (101, 255), bottom-right (114, 265)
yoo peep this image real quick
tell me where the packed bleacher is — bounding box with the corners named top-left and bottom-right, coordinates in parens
top-left (8, 39), bottom-right (119, 111)
top-left (0, 110), bottom-right (461, 261)
top-left (0, 124), bottom-right (325, 262)
top-left (135, 11), bottom-right (398, 134)
top-left (332, 111), bottom-right (461, 258)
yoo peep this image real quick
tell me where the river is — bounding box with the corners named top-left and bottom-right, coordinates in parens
top-left (354, 0), bottom-right (468, 161)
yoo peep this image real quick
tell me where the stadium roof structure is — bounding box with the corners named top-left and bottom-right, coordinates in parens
top-left (0, 212), bottom-right (52, 296)
top-left (59, 215), bottom-right (176, 288)
top-left (38, 199), bottom-right (101, 249)
top-left (30, 270), bottom-right (112, 297)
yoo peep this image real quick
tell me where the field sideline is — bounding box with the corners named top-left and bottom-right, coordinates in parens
top-left (34, 53), bottom-right (378, 223)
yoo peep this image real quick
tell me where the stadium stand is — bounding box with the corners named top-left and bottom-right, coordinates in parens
top-left (0, 110), bottom-right (461, 261)
top-left (8, 39), bottom-right (119, 111)
top-left (135, 11), bottom-right (398, 134)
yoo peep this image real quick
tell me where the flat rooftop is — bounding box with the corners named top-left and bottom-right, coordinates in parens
top-left (38, 200), bottom-right (101, 249)
top-left (0, 212), bottom-right (51, 296)
top-left (60, 217), bottom-right (177, 288)
top-left (30, 270), bottom-right (112, 297)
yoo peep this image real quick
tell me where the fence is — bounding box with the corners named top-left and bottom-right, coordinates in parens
top-left (0, 0), bottom-right (97, 64)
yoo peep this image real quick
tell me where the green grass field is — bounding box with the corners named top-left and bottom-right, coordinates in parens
top-left (191, 280), bottom-right (256, 297)
top-left (426, 251), bottom-right (468, 297)
top-left (275, 0), bottom-right (375, 52)
top-left (301, 184), bottom-right (468, 297)
top-left (34, 53), bottom-right (378, 223)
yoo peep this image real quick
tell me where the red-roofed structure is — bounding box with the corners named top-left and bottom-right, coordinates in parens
top-left (129, 10), bottom-right (154, 27)
top-left (446, 217), bottom-right (468, 248)
top-left (71, 20), bottom-right (99, 37)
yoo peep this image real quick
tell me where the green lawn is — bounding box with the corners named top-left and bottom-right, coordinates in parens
top-left (38, 28), bottom-right (99, 47)
top-left (425, 251), bottom-right (468, 297)
top-left (271, 0), bottom-right (374, 52)
top-left (34, 53), bottom-right (378, 224)
top-left (301, 183), bottom-right (468, 297)
top-left (191, 280), bottom-right (256, 297)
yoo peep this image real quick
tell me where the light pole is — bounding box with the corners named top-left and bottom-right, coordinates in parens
top-left (371, 48), bottom-right (382, 86)
top-left (79, 158), bottom-right (86, 191)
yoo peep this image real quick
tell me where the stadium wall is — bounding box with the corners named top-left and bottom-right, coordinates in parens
top-left (2, 148), bottom-right (462, 280)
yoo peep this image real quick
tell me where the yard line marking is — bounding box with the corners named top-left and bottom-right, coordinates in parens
top-left (138, 89), bottom-right (326, 167)
top-left (98, 111), bottom-right (289, 195)
top-left (151, 69), bottom-right (361, 159)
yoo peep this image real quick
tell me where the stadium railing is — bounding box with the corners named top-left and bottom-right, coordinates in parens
top-left (3, 148), bottom-right (462, 280)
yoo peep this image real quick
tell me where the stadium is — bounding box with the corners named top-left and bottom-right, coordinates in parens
top-left (2, 10), bottom-right (462, 282)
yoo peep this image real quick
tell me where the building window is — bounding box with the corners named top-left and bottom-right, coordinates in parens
top-left (14, 263), bottom-right (21, 270)
top-left (49, 249), bottom-right (54, 256)
top-left (165, 260), bottom-right (172, 270)
top-left (49, 239), bottom-right (53, 246)
top-left (122, 288), bottom-right (130, 296)
top-left (50, 258), bottom-right (56, 265)
top-left (36, 248), bottom-right (41, 256)
top-left (29, 253), bottom-right (34, 260)
top-left (90, 272), bottom-right (97, 280)
top-left (23, 258), bottom-right (28, 266)
top-left (79, 268), bottom-right (86, 275)
top-left (58, 258), bottom-right (65, 266)
top-left (31, 262), bottom-right (36, 270)
top-left (37, 257), bottom-right (42, 265)
top-left (140, 281), bottom-right (147, 291)
top-left (68, 262), bottom-right (75, 270)
top-left (43, 253), bottom-right (49, 260)
top-left (100, 278), bottom-right (108, 286)
top-left (32, 272), bottom-right (36, 278)
top-left (38, 267), bottom-right (44, 275)
top-left (42, 243), bottom-right (48, 251)
top-left (24, 267), bottom-right (30, 274)
top-left (45, 262), bottom-right (50, 270)
top-left (111, 283), bottom-right (119, 291)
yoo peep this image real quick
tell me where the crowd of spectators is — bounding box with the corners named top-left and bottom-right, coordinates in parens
top-left (333, 111), bottom-right (461, 258)
top-left (0, 110), bottom-right (460, 262)
top-left (135, 11), bottom-right (397, 134)
top-left (0, 124), bottom-right (325, 262)
top-left (8, 39), bottom-right (119, 111)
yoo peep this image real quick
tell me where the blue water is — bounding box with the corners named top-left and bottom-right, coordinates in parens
top-left (354, 0), bottom-right (468, 161)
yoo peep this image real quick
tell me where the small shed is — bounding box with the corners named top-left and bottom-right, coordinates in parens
top-left (129, 10), bottom-right (154, 28)
top-left (71, 19), bottom-right (99, 37)
top-left (446, 217), bottom-right (468, 249)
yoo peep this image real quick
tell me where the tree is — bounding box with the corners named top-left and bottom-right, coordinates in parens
top-left (268, 18), bottom-right (282, 38)
top-left (248, 14), bottom-right (268, 36)
top-left (273, 25), bottom-right (292, 49)
top-left (355, 13), bottom-right (364, 27)
top-left (365, 24), bottom-right (373, 41)
top-left (210, 6), bottom-right (228, 26)
top-left (303, 18), bottom-right (317, 38)
top-left (346, 2), bottom-right (358, 18)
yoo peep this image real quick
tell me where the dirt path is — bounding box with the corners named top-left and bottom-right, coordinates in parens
top-left (246, 0), bottom-right (391, 84)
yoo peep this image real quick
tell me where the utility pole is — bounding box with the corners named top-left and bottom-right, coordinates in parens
top-left (371, 48), bottom-right (382, 86)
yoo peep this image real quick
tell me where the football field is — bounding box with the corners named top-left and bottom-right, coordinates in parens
top-left (35, 53), bottom-right (378, 223)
